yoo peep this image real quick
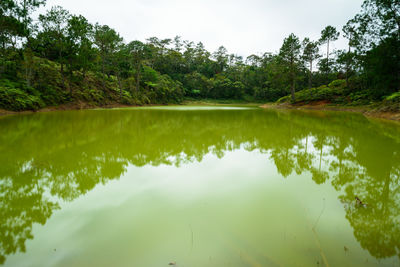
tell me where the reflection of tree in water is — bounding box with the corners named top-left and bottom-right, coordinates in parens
top-left (0, 109), bottom-right (399, 263)
top-left (339, 138), bottom-right (400, 260)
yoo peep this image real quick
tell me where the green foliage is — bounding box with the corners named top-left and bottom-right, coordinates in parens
top-left (348, 91), bottom-right (373, 105)
top-left (150, 74), bottom-right (184, 104)
top-left (209, 75), bottom-right (244, 99)
top-left (385, 92), bottom-right (400, 102)
top-left (183, 72), bottom-right (212, 97)
top-left (0, 80), bottom-right (44, 111)
top-left (328, 79), bottom-right (347, 88)
top-left (362, 36), bottom-right (400, 98)
top-left (320, 26), bottom-right (340, 45)
top-left (0, 0), bottom-right (399, 111)
top-left (277, 80), bottom-right (346, 104)
top-left (279, 33), bottom-right (302, 101)
top-left (254, 84), bottom-right (288, 102)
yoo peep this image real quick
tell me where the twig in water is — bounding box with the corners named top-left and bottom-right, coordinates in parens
top-left (189, 224), bottom-right (194, 251)
top-left (305, 208), bottom-right (330, 267)
top-left (313, 198), bottom-right (326, 230)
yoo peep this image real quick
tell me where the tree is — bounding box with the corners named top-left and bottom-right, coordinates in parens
top-left (19, 0), bottom-right (47, 37)
top-left (213, 46), bottom-right (228, 73)
top-left (127, 40), bottom-right (148, 95)
top-left (319, 26), bottom-right (340, 72)
top-left (279, 33), bottom-right (301, 102)
top-left (66, 15), bottom-right (95, 79)
top-left (0, 0), bottom-right (46, 48)
top-left (363, 36), bottom-right (400, 97)
top-left (347, 0), bottom-right (400, 93)
top-left (112, 43), bottom-right (131, 100)
top-left (348, 0), bottom-right (400, 51)
top-left (173, 35), bottom-right (183, 52)
top-left (38, 6), bottom-right (71, 88)
top-left (342, 22), bottom-right (360, 84)
top-left (93, 24), bottom-right (123, 88)
top-left (302, 38), bottom-right (320, 89)
top-left (335, 49), bottom-right (356, 84)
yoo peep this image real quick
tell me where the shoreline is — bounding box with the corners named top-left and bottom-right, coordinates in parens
top-left (0, 102), bottom-right (166, 117)
top-left (261, 103), bottom-right (400, 122)
top-left (0, 100), bottom-right (262, 117)
top-left (1, 101), bottom-right (399, 123)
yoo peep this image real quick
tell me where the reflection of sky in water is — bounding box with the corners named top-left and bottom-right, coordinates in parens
top-left (110, 106), bottom-right (258, 111)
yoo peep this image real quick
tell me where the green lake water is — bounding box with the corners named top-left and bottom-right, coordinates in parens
top-left (0, 106), bottom-right (399, 267)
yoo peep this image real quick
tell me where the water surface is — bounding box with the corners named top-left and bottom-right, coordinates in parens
top-left (0, 107), bottom-right (399, 266)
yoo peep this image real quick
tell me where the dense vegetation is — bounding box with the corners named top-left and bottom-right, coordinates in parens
top-left (0, 0), bottom-right (399, 111)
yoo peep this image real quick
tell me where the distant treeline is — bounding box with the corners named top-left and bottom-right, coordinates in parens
top-left (0, 0), bottom-right (399, 110)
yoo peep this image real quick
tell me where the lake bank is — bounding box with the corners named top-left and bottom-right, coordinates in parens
top-left (261, 102), bottom-right (400, 122)
top-left (0, 100), bottom-right (261, 117)
top-left (2, 100), bottom-right (399, 123)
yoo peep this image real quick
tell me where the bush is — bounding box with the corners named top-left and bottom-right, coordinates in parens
top-left (254, 85), bottom-right (287, 102)
top-left (0, 79), bottom-right (44, 111)
top-left (277, 79), bottom-right (346, 104)
top-left (348, 91), bottom-right (373, 105)
top-left (385, 91), bottom-right (400, 102)
top-left (209, 75), bottom-right (244, 99)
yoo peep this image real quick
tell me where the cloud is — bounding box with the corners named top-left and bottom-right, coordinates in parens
top-left (37, 0), bottom-right (363, 57)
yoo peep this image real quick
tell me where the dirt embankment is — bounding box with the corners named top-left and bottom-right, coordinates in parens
top-left (261, 102), bottom-right (400, 122)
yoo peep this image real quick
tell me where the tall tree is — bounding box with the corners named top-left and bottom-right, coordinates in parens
top-left (38, 6), bottom-right (70, 88)
top-left (67, 15), bottom-right (95, 79)
top-left (348, 0), bottom-right (400, 93)
top-left (0, 0), bottom-right (46, 49)
top-left (112, 43), bottom-right (129, 99)
top-left (19, 0), bottom-right (47, 37)
top-left (213, 46), bottom-right (228, 73)
top-left (348, 0), bottom-right (400, 51)
top-left (127, 40), bottom-right (148, 95)
top-left (279, 33), bottom-right (301, 102)
top-left (319, 26), bottom-right (340, 72)
top-left (341, 22), bottom-right (360, 84)
top-left (93, 24), bottom-right (123, 88)
top-left (302, 38), bottom-right (320, 89)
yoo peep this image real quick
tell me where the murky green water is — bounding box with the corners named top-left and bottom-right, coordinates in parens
top-left (0, 106), bottom-right (399, 267)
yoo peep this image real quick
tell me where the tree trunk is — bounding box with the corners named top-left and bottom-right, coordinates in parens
top-left (291, 76), bottom-right (295, 102)
top-left (326, 40), bottom-right (330, 73)
top-left (24, 49), bottom-right (33, 87)
top-left (60, 62), bottom-right (65, 89)
top-left (101, 53), bottom-right (106, 90)
top-left (290, 56), bottom-right (295, 102)
top-left (135, 63), bottom-right (141, 95)
top-left (59, 44), bottom-right (65, 89)
top-left (309, 59), bottom-right (313, 89)
top-left (117, 71), bottom-right (122, 101)
top-left (346, 44), bottom-right (350, 85)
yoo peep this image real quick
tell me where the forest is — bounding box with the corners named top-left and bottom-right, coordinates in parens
top-left (0, 0), bottom-right (399, 111)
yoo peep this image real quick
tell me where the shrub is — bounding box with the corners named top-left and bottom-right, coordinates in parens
top-left (328, 79), bottom-right (346, 88)
top-left (0, 79), bottom-right (44, 111)
top-left (348, 91), bottom-right (373, 105)
top-left (277, 80), bottom-right (346, 104)
top-left (385, 91), bottom-right (400, 102)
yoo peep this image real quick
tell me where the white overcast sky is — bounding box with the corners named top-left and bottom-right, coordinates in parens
top-left (37, 0), bottom-right (364, 57)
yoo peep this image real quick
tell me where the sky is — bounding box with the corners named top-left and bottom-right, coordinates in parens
top-left (37, 0), bottom-right (364, 58)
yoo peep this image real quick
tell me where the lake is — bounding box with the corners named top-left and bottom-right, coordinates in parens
top-left (0, 106), bottom-right (399, 267)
